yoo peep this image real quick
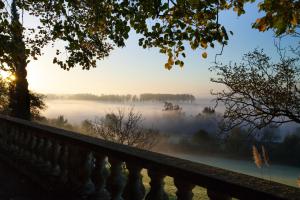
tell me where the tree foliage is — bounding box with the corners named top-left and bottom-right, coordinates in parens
top-left (1, 0), bottom-right (299, 71)
top-left (252, 0), bottom-right (300, 35)
top-left (29, 91), bottom-right (46, 120)
top-left (211, 49), bottom-right (300, 132)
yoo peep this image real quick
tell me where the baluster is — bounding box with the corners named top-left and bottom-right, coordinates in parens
top-left (145, 170), bottom-right (168, 200)
top-left (68, 145), bottom-right (81, 189)
top-left (13, 128), bottom-right (19, 154)
top-left (67, 145), bottom-right (95, 198)
top-left (123, 163), bottom-right (145, 200)
top-left (14, 128), bottom-right (21, 154)
top-left (13, 127), bottom-right (19, 150)
top-left (23, 132), bottom-right (32, 161)
top-left (40, 138), bottom-right (52, 174)
top-left (3, 124), bottom-right (12, 151)
top-left (207, 189), bottom-right (231, 200)
top-left (7, 127), bottom-right (15, 152)
top-left (15, 129), bottom-right (22, 154)
top-left (11, 128), bottom-right (17, 154)
top-left (0, 121), bottom-right (4, 137)
top-left (18, 131), bottom-right (26, 158)
top-left (0, 121), bottom-right (8, 147)
top-left (107, 157), bottom-right (126, 200)
top-left (17, 130), bottom-right (25, 156)
top-left (0, 121), bottom-right (5, 147)
top-left (174, 178), bottom-right (194, 200)
top-left (43, 138), bottom-right (52, 172)
top-left (31, 135), bottom-right (41, 165)
top-left (50, 141), bottom-right (61, 179)
top-left (59, 144), bottom-right (69, 184)
top-left (77, 147), bottom-right (95, 198)
top-left (20, 131), bottom-right (27, 158)
top-left (36, 137), bottom-right (45, 166)
top-left (9, 127), bottom-right (16, 153)
top-left (29, 135), bottom-right (37, 164)
top-left (5, 126), bottom-right (11, 151)
top-left (91, 153), bottom-right (110, 200)
top-left (47, 139), bottom-right (56, 174)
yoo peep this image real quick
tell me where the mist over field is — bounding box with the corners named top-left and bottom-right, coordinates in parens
top-left (43, 98), bottom-right (299, 138)
top-left (41, 97), bottom-right (300, 188)
top-left (43, 98), bottom-right (227, 136)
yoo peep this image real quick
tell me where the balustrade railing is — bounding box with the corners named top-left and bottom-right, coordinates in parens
top-left (0, 114), bottom-right (299, 200)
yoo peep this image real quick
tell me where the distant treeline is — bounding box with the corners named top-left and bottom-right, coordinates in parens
top-left (140, 93), bottom-right (195, 102)
top-left (46, 93), bottom-right (195, 102)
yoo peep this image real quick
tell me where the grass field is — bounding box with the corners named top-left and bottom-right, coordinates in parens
top-left (141, 169), bottom-right (209, 200)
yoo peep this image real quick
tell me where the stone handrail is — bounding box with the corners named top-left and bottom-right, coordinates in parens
top-left (0, 114), bottom-right (299, 200)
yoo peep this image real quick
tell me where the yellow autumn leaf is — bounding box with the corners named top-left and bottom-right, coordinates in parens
top-left (224, 2), bottom-right (230, 9)
top-left (168, 57), bottom-right (174, 65)
top-left (255, 18), bottom-right (267, 32)
top-left (291, 14), bottom-right (298, 26)
top-left (165, 63), bottom-right (171, 70)
top-left (255, 18), bottom-right (261, 24)
top-left (258, 23), bottom-right (267, 32)
top-left (202, 52), bottom-right (207, 58)
top-left (200, 40), bottom-right (208, 49)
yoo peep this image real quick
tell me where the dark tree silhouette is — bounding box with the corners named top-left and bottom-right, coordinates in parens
top-left (162, 101), bottom-right (182, 111)
top-left (5, 1), bottom-right (31, 119)
top-left (211, 49), bottom-right (300, 132)
top-left (29, 92), bottom-right (46, 121)
top-left (202, 107), bottom-right (215, 115)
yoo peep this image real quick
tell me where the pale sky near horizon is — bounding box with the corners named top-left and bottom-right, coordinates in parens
top-left (23, 2), bottom-right (295, 97)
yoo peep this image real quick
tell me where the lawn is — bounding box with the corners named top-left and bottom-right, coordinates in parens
top-left (141, 169), bottom-right (209, 200)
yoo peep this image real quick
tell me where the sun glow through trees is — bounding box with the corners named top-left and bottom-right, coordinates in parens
top-left (0, 71), bottom-right (16, 82)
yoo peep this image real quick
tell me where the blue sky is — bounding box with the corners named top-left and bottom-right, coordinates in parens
top-left (25, 2), bottom-right (295, 97)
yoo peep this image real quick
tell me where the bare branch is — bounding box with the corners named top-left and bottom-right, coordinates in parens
top-left (85, 107), bottom-right (159, 150)
top-left (211, 49), bottom-right (300, 133)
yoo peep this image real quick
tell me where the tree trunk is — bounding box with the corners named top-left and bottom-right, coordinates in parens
top-left (9, 0), bottom-right (31, 120)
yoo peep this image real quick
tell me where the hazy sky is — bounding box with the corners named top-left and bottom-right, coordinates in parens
top-left (25, 2), bottom-right (294, 97)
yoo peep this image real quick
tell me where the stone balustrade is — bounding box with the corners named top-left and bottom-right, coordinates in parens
top-left (0, 114), bottom-right (299, 200)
